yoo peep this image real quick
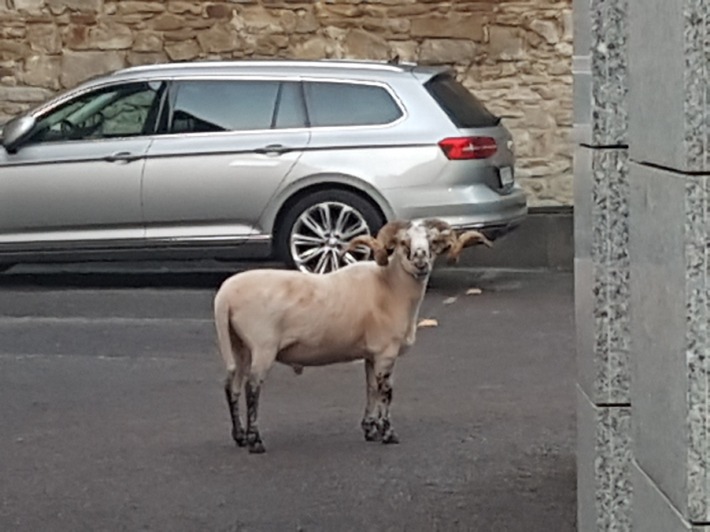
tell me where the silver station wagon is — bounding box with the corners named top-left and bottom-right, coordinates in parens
top-left (0, 59), bottom-right (527, 274)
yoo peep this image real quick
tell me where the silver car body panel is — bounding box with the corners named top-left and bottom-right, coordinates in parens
top-left (0, 60), bottom-right (527, 264)
top-left (141, 128), bottom-right (310, 241)
top-left (0, 137), bottom-right (149, 244)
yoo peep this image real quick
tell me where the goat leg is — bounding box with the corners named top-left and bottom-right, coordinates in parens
top-left (374, 355), bottom-right (400, 444)
top-left (376, 372), bottom-right (399, 444)
top-left (362, 359), bottom-right (382, 442)
top-left (245, 379), bottom-right (266, 454)
top-left (224, 371), bottom-right (247, 447)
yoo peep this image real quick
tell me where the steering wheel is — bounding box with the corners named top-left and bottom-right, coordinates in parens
top-left (59, 119), bottom-right (74, 136)
top-left (60, 113), bottom-right (105, 140)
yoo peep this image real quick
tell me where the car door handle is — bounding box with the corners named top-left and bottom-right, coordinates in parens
top-left (254, 144), bottom-right (291, 155)
top-left (104, 151), bottom-right (141, 163)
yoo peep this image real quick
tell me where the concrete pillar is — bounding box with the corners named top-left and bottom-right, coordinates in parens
top-left (573, 0), bottom-right (632, 532)
top-left (627, 0), bottom-right (710, 530)
top-left (573, 0), bottom-right (633, 529)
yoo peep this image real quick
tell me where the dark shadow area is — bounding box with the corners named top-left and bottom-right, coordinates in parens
top-left (0, 261), bottom-right (287, 289)
top-left (0, 270), bottom-right (233, 290)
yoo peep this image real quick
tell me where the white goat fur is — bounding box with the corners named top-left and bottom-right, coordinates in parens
top-left (213, 219), bottom-right (491, 453)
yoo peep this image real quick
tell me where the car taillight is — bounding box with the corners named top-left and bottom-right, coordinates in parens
top-left (438, 136), bottom-right (498, 160)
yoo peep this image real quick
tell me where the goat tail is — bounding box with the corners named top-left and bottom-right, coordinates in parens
top-left (214, 291), bottom-right (237, 373)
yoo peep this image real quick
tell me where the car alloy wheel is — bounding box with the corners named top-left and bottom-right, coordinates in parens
top-left (289, 201), bottom-right (372, 274)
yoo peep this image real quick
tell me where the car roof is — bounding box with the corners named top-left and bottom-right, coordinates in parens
top-left (89, 59), bottom-right (453, 85)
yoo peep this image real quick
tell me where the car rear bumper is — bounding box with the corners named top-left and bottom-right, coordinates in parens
top-left (383, 183), bottom-right (528, 239)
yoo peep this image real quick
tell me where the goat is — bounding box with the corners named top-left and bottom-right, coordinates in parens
top-left (212, 218), bottom-right (492, 453)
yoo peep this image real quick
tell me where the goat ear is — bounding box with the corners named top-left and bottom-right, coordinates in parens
top-left (376, 220), bottom-right (411, 250)
top-left (344, 235), bottom-right (390, 267)
top-left (429, 233), bottom-right (454, 255)
top-left (446, 230), bottom-right (493, 264)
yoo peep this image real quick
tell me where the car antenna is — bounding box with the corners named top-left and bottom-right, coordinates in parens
top-left (387, 54), bottom-right (400, 65)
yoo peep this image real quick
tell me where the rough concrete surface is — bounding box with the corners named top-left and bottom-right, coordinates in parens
top-left (0, 263), bottom-right (575, 532)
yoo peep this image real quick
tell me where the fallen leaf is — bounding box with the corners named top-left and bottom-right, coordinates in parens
top-left (443, 296), bottom-right (458, 305)
top-left (466, 288), bottom-right (483, 296)
top-left (417, 318), bottom-right (439, 328)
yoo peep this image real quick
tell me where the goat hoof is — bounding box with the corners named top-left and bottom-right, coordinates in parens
top-left (382, 431), bottom-right (400, 445)
top-left (364, 430), bottom-right (382, 442)
top-left (233, 430), bottom-right (248, 448)
top-left (362, 420), bottom-right (382, 442)
top-left (248, 441), bottom-right (266, 454)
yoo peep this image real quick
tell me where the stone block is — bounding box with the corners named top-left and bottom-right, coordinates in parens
top-left (577, 386), bottom-right (632, 532)
top-left (343, 29), bottom-right (390, 61)
top-left (27, 24), bottom-right (62, 55)
top-left (575, 146), bottom-right (631, 404)
top-left (86, 23), bottom-right (134, 51)
top-left (59, 50), bottom-right (125, 89)
top-left (46, 0), bottom-right (103, 13)
top-left (419, 39), bottom-right (477, 65)
top-left (573, 0), bottom-right (628, 147)
top-left (133, 31), bottom-right (163, 53)
top-left (628, 0), bottom-right (710, 172)
top-left (410, 14), bottom-right (485, 42)
top-left (629, 162), bottom-right (710, 523)
top-left (487, 26), bottom-right (524, 61)
top-left (529, 20), bottom-right (559, 45)
top-left (21, 55), bottom-right (62, 90)
top-left (164, 39), bottom-right (201, 62)
top-left (0, 85), bottom-right (53, 103)
top-left (633, 460), bottom-right (709, 532)
top-left (9, 0), bottom-right (44, 12)
top-left (196, 23), bottom-right (240, 54)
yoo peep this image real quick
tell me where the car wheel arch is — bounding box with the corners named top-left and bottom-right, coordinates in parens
top-left (260, 174), bottom-right (395, 237)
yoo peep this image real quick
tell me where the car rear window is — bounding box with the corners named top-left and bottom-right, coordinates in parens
top-left (424, 74), bottom-right (499, 128)
top-left (304, 81), bottom-right (403, 127)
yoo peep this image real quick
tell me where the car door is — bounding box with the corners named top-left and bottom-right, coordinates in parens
top-left (141, 77), bottom-right (310, 242)
top-left (0, 80), bottom-right (165, 249)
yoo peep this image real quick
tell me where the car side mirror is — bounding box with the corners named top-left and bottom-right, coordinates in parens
top-left (1, 115), bottom-right (36, 153)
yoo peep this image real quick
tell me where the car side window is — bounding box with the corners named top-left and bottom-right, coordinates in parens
top-left (28, 81), bottom-right (165, 144)
top-left (170, 80), bottom-right (302, 133)
top-left (304, 81), bottom-right (403, 128)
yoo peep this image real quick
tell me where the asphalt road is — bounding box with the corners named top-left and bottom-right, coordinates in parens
top-left (0, 263), bottom-right (575, 532)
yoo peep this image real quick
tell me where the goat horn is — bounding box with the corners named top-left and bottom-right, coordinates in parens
top-left (344, 235), bottom-right (389, 266)
top-left (421, 218), bottom-right (453, 234)
top-left (447, 230), bottom-right (493, 264)
top-left (376, 220), bottom-right (411, 250)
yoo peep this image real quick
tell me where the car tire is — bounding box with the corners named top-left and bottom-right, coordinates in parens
top-left (276, 189), bottom-right (385, 274)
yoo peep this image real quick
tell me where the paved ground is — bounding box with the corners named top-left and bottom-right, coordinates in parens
top-left (0, 263), bottom-right (576, 532)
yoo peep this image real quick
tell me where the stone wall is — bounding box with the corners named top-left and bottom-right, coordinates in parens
top-left (0, 0), bottom-right (573, 206)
